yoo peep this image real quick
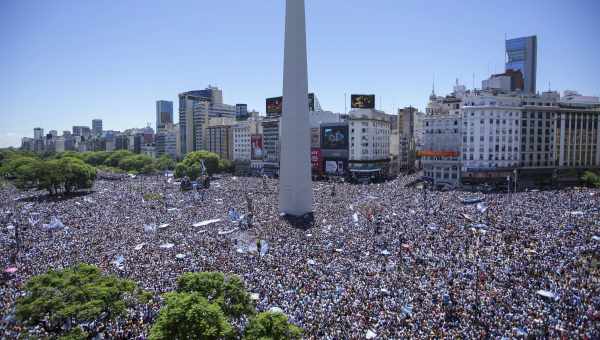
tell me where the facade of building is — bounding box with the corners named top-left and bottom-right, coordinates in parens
top-left (556, 101), bottom-right (600, 170)
top-left (397, 106), bottom-right (417, 171)
top-left (347, 109), bottom-right (391, 179)
top-left (21, 137), bottom-right (34, 151)
top-left (141, 143), bottom-right (157, 158)
top-left (460, 93), bottom-right (522, 183)
top-left (155, 123), bottom-right (178, 160)
top-left (72, 126), bottom-right (91, 138)
top-left (92, 119), bottom-right (103, 136)
top-left (207, 125), bottom-right (234, 161)
top-left (421, 84), bottom-right (466, 186)
top-left (235, 104), bottom-right (248, 120)
top-left (262, 118), bottom-right (280, 176)
top-left (179, 86), bottom-right (236, 155)
top-left (505, 35), bottom-right (537, 94)
top-left (156, 100), bottom-right (174, 132)
top-left (232, 119), bottom-right (261, 161)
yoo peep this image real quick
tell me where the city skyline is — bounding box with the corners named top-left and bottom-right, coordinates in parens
top-left (1, 0), bottom-right (599, 147)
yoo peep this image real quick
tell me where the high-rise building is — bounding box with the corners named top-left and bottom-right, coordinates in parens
top-left (178, 86), bottom-right (236, 155)
top-left (397, 106), bottom-right (417, 171)
top-left (92, 119), bottom-right (103, 135)
top-left (33, 127), bottom-right (44, 140)
top-left (235, 104), bottom-right (248, 120)
top-left (21, 137), bottom-right (34, 151)
top-left (155, 123), bottom-right (179, 160)
top-left (506, 35), bottom-right (537, 94)
top-left (33, 127), bottom-right (45, 153)
top-left (72, 126), bottom-right (91, 138)
top-left (262, 117), bottom-right (280, 177)
top-left (156, 100), bottom-right (174, 131)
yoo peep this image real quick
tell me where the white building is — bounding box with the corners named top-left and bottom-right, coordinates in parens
top-left (421, 83), bottom-right (465, 186)
top-left (348, 108), bottom-right (390, 177)
top-left (233, 119), bottom-right (261, 162)
top-left (561, 90), bottom-right (600, 105)
top-left (461, 93), bottom-right (522, 173)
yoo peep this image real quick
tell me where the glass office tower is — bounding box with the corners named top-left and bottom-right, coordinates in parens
top-left (505, 35), bottom-right (537, 94)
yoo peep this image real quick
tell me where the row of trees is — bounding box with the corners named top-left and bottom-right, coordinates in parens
top-left (582, 170), bottom-right (600, 188)
top-left (15, 265), bottom-right (301, 339)
top-left (0, 155), bottom-right (96, 194)
top-left (1, 149), bottom-right (236, 195)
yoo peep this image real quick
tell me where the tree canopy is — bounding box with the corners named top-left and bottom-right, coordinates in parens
top-left (1, 155), bottom-right (96, 194)
top-left (582, 170), bottom-right (600, 188)
top-left (149, 292), bottom-right (234, 340)
top-left (176, 272), bottom-right (255, 319)
top-left (244, 311), bottom-right (303, 340)
top-left (151, 271), bottom-right (301, 339)
top-left (175, 151), bottom-right (221, 179)
top-left (16, 264), bottom-right (148, 337)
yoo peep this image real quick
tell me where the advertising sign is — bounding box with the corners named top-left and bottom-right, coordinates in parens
top-left (251, 135), bottom-right (263, 160)
top-left (417, 150), bottom-right (460, 157)
top-left (351, 94), bottom-right (375, 109)
top-left (266, 97), bottom-right (283, 115)
top-left (321, 125), bottom-right (348, 150)
top-left (267, 94), bottom-right (316, 115)
top-left (311, 148), bottom-right (323, 172)
top-left (325, 160), bottom-right (345, 175)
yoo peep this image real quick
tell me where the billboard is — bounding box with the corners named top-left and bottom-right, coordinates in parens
top-left (325, 160), bottom-right (345, 175)
top-left (266, 97), bottom-right (283, 115)
top-left (321, 125), bottom-right (348, 150)
top-left (311, 148), bottom-right (323, 172)
top-left (267, 94), bottom-right (316, 115)
top-left (417, 150), bottom-right (460, 158)
top-left (251, 135), bottom-right (263, 160)
top-left (351, 94), bottom-right (375, 109)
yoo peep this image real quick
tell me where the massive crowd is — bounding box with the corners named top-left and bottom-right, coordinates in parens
top-left (1, 174), bottom-right (599, 338)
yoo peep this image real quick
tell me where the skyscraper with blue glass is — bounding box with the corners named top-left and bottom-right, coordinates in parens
top-left (505, 35), bottom-right (537, 94)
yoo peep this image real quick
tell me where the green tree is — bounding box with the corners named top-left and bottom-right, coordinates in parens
top-left (174, 163), bottom-right (188, 179)
top-left (149, 292), bottom-right (234, 340)
top-left (104, 150), bottom-right (135, 168)
top-left (155, 155), bottom-right (177, 171)
top-left (175, 151), bottom-right (221, 179)
top-left (58, 157), bottom-right (96, 193)
top-left (244, 312), bottom-right (302, 340)
top-left (2, 156), bottom-right (41, 188)
top-left (582, 170), bottom-right (600, 188)
top-left (177, 272), bottom-right (254, 319)
top-left (36, 159), bottom-right (65, 195)
top-left (16, 264), bottom-right (147, 337)
top-left (55, 151), bottom-right (84, 160)
top-left (219, 159), bottom-right (234, 173)
top-left (80, 151), bottom-right (111, 166)
top-left (118, 154), bottom-right (154, 173)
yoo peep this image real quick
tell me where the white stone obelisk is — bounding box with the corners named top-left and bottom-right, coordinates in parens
top-left (279, 0), bottom-right (313, 216)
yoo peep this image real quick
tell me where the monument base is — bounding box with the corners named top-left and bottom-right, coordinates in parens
top-left (281, 211), bottom-right (314, 230)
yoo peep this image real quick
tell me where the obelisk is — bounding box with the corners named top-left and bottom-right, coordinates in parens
top-left (279, 0), bottom-right (313, 217)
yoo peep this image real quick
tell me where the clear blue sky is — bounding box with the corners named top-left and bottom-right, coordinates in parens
top-left (1, 0), bottom-right (598, 147)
